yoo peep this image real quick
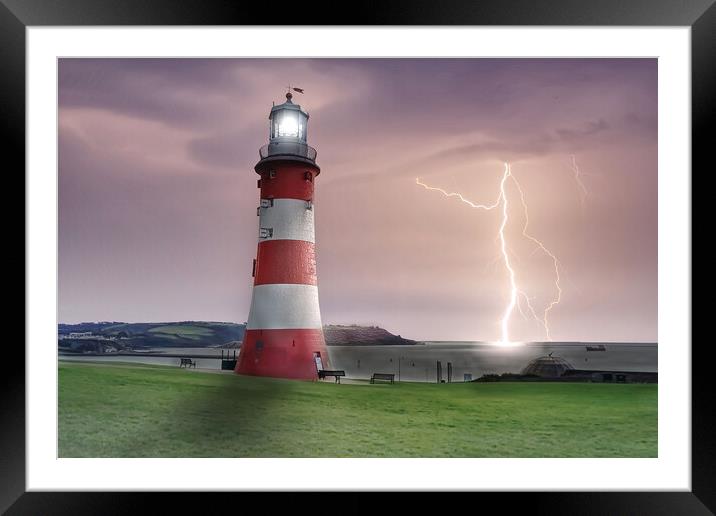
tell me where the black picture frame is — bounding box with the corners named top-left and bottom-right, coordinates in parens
top-left (4, 0), bottom-right (709, 513)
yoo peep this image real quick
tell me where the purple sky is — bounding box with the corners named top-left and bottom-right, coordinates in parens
top-left (58, 58), bottom-right (657, 342)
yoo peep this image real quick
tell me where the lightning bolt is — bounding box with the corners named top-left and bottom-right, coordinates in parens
top-left (415, 178), bottom-right (502, 210)
top-left (496, 164), bottom-right (517, 344)
top-left (512, 175), bottom-right (561, 341)
top-left (415, 162), bottom-right (562, 344)
top-left (570, 154), bottom-right (589, 207)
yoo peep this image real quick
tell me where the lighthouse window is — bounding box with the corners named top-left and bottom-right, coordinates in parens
top-left (259, 227), bottom-right (273, 239)
top-left (260, 199), bottom-right (274, 208)
top-left (269, 170), bottom-right (276, 179)
top-left (304, 171), bottom-right (313, 182)
top-left (277, 113), bottom-right (299, 137)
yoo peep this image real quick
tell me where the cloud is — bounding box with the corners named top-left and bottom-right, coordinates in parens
top-left (556, 118), bottom-right (609, 141)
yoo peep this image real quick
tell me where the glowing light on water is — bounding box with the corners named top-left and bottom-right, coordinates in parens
top-left (486, 340), bottom-right (525, 348)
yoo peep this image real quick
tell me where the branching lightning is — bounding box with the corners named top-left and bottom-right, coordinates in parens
top-left (415, 178), bottom-right (502, 210)
top-left (415, 162), bottom-right (563, 344)
top-left (570, 154), bottom-right (589, 207)
top-left (512, 174), bottom-right (562, 340)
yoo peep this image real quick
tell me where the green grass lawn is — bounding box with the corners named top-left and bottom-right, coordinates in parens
top-left (58, 362), bottom-right (657, 458)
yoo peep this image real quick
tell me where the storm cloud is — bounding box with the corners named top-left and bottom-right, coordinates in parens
top-left (59, 58), bottom-right (657, 342)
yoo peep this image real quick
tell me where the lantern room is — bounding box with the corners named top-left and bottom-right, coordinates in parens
top-left (259, 91), bottom-right (317, 164)
top-left (269, 92), bottom-right (309, 142)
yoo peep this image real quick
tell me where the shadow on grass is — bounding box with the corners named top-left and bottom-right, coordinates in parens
top-left (59, 362), bottom-right (345, 458)
top-left (114, 368), bottom-right (313, 457)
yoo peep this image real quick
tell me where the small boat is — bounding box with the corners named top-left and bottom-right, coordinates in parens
top-left (586, 344), bottom-right (607, 352)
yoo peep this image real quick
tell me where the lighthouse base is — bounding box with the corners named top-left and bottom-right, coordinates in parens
top-left (235, 328), bottom-right (330, 380)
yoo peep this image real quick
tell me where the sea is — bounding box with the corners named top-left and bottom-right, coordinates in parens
top-left (59, 341), bottom-right (657, 383)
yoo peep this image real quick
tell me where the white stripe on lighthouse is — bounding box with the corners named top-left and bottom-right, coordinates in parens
top-left (258, 198), bottom-right (315, 243)
top-left (246, 284), bottom-right (323, 330)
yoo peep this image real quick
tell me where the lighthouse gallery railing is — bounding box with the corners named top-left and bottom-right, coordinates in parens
top-left (259, 142), bottom-right (317, 162)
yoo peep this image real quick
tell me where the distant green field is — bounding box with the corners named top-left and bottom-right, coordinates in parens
top-left (58, 362), bottom-right (657, 458)
top-left (147, 325), bottom-right (214, 338)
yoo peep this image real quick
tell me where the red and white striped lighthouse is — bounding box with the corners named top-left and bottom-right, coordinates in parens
top-left (235, 91), bottom-right (330, 380)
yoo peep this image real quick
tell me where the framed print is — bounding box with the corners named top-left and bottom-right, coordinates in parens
top-left (5, 0), bottom-right (710, 512)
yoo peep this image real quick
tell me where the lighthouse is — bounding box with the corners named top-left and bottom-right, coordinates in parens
top-left (235, 91), bottom-right (330, 380)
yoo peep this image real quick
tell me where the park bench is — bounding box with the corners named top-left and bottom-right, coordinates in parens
top-left (179, 358), bottom-right (196, 368)
top-left (318, 370), bottom-right (346, 383)
top-left (370, 373), bottom-right (395, 384)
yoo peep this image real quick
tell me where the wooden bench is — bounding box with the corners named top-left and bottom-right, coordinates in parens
top-left (318, 370), bottom-right (346, 383)
top-left (370, 373), bottom-right (395, 384)
top-left (179, 358), bottom-right (196, 368)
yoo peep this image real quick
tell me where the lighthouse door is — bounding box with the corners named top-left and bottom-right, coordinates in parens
top-left (313, 352), bottom-right (323, 373)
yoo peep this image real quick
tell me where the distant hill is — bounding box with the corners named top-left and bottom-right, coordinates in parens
top-left (58, 321), bottom-right (416, 349)
top-left (323, 325), bottom-right (417, 346)
top-left (58, 321), bottom-right (246, 349)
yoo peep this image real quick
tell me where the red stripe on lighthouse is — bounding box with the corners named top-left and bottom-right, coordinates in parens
top-left (259, 164), bottom-right (317, 201)
top-left (237, 328), bottom-right (328, 379)
top-left (254, 240), bottom-right (317, 286)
